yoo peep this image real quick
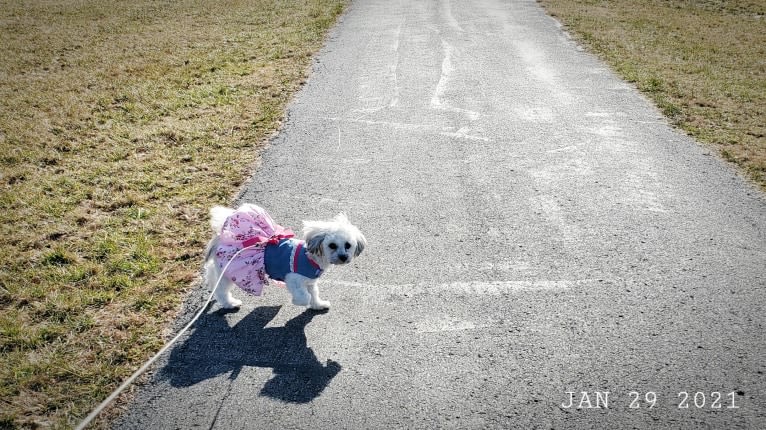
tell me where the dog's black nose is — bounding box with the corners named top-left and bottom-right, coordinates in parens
top-left (338, 254), bottom-right (348, 262)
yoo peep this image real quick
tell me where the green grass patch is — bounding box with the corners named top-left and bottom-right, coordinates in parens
top-left (540, 0), bottom-right (766, 188)
top-left (0, 0), bottom-right (347, 427)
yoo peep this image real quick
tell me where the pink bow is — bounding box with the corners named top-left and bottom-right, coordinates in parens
top-left (240, 226), bottom-right (295, 248)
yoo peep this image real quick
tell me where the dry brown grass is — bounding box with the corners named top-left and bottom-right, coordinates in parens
top-left (0, 0), bottom-right (346, 428)
top-left (540, 0), bottom-right (766, 188)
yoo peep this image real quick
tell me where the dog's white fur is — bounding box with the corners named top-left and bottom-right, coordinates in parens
top-left (204, 205), bottom-right (366, 311)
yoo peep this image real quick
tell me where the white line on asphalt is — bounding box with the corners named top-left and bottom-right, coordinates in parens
top-left (332, 279), bottom-right (580, 296)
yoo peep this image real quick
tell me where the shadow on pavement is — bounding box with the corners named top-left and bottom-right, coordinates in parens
top-left (160, 305), bottom-right (341, 403)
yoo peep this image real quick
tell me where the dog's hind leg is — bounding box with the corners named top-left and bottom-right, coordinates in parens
top-left (206, 258), bottom-right (242, 309)
top-left (204, 237), bottom-right (242, 309)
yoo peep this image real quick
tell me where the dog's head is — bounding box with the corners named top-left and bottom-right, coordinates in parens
top-left (303, 213), bottom-right (366, 267)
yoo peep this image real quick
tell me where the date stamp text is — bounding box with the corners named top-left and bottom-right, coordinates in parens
top-left (561, 391), bottom-right (741, 410)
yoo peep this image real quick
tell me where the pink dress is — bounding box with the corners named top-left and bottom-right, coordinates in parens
top-left (214, 204), bottom-right (293, 296)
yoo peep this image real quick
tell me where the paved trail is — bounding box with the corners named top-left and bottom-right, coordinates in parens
top-left (116, 0), bottom-right (766, 428)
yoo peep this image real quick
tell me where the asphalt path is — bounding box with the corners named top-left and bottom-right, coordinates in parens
top-left (115, 0), bottom-right (766, 428)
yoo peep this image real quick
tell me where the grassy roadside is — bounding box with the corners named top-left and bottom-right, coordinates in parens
top-left (0, 0), bottom-right (346, 427)
top-left (539, 0), bottom-right (766, 189)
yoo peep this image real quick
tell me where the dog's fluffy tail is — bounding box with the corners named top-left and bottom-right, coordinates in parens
top-left (209, 206), bottom-right (234, 233)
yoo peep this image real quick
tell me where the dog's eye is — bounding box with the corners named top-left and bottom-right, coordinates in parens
top-left (344, 242), bottom-right (351, 250)
top-left (328, 243), bottom-right (338, 250)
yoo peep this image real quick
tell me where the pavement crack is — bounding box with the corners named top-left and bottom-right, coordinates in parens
top-left (208, 368), bottom-right (240, 430)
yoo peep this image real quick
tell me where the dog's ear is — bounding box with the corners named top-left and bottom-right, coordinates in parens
top-left (306, 233), bottom-right (325, 256)
top-left (303, 221), bottom-right (326, 256)
top-left (354, 230), bottom-right (367, 257)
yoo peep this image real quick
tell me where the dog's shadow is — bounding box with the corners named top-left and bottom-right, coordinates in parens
top-left (160, 306), bottom-right (340, 403)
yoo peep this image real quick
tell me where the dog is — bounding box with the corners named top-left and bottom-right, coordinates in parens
top-left (204, 204), bottom-right (366, 311)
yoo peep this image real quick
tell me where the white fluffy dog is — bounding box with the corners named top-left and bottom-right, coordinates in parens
top-left (204, 204), bottom-right (366, 311)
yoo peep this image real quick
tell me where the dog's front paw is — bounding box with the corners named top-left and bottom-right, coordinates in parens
top-left (219, 297), bottom-right (242, 309)
top-left (310, 299), bottom-right (331, 311)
